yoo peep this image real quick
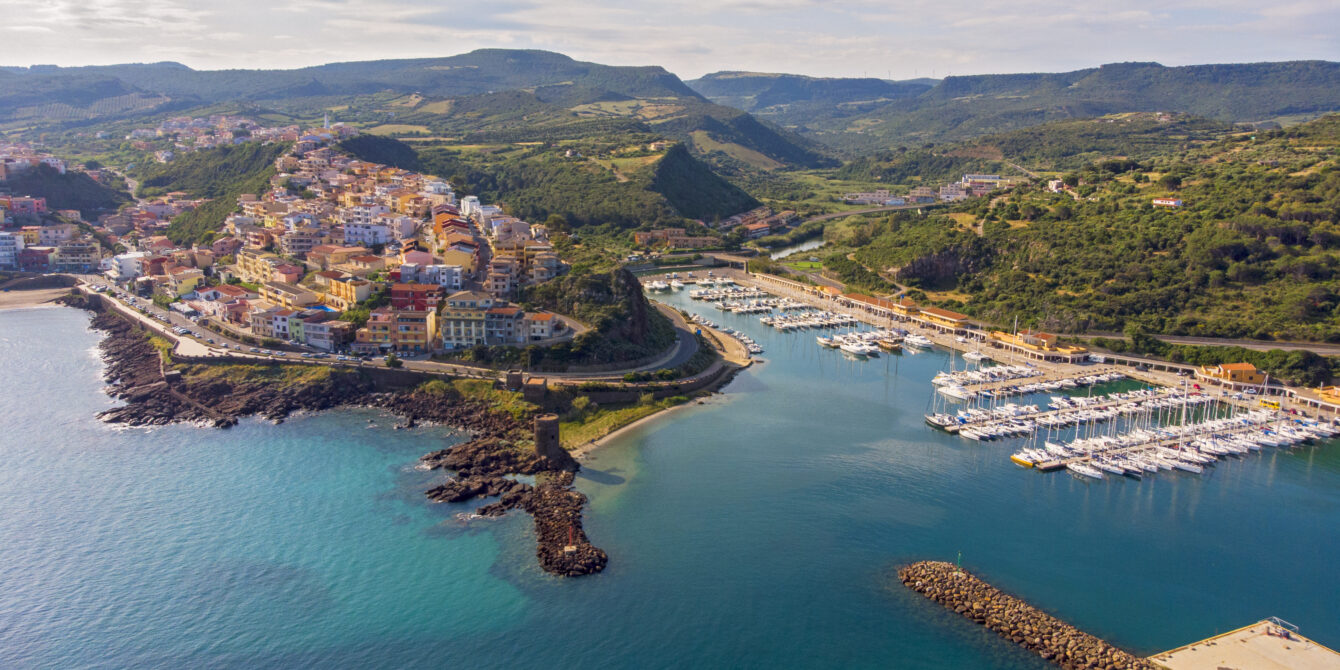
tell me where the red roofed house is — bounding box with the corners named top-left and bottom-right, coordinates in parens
top-left (525, 312), bottom-right (557, 340)
top-left (274, 263), bottom-right (304, 284)
top-left (390, 283), bottom-right (444, 311)
top-left (485, 305), bottom-right (525, 344)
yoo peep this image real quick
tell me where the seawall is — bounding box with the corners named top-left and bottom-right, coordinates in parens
top-left (898, 561), bottom-right (1156, 670)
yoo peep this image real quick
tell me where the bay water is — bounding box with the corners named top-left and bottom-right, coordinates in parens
top-left (2, 303), bottom-right (1337, 669)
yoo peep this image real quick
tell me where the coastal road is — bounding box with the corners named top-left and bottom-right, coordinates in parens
top-left (75, 278), bottom-right (703, 382)
top-left (1154, 335), bottom-right (1340, 355)
top-left (1074, 330), bottom-right (1340, 356)
top-left (540, 304), bottom-right (700, 380)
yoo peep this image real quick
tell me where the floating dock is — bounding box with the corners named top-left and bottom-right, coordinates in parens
top-left (938, 387), bottom-right (1187, 436)
top-left (1149, 618), bottom-right (1340, 670)
top-left (1033, 417), bottom-right (1292, 472)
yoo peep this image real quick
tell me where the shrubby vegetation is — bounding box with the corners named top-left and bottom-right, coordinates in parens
top-left (141, 143), bottom-right (287, 245)
top-left (0, 164), bottom-right (131, 216)
top-left (820, 115), bottom-right (1340, 342)
top-left (343, 138), bottom-right (755, 230)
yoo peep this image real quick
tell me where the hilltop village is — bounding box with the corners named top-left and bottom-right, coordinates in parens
top-left (3, 127), bottom-right (573, 356)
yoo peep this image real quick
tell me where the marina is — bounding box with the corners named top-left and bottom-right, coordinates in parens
top-left (644, 271), bottom-right (1340, 490)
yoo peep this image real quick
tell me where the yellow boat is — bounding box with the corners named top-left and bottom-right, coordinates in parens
top-left (877, 339), bottom-right (903, 352)
top-left (1010, 454), bottom-right (1035, 468)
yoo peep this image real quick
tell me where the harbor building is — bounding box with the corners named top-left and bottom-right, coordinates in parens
top-left (917, 307), bottom-right (971, 334)
top-left (1195, 362), bottom-right (1266, 389)
top-left (988, 329), bottom-right (1090, 363)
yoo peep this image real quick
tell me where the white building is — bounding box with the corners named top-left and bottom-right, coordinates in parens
top-left (105, 251), bottom-right (149, 281)
top-left (460, 196), bottom-right (481, 219)
top-left (399, 262), bottom-right (464, 290)
top-left (423, 180), bottom-right (454, 196)
top-left (343, 221), bottom-right (394, 246)
top-left (0, 232), bottom-right (23, 268)
top-left (342, 204), bottom-right (389, 227)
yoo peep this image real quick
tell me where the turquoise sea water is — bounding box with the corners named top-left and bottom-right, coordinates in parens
top-left (2, 303), bottom-right (1338, 669)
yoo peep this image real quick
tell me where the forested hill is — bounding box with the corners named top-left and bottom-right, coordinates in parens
top-left (0, 165), bottom-right (131, 217)
top-left (692, 60), bottom-right (1340, 151)
top-left (135, 143), bottom-right (286, 245)
top-left (341, 136), bottom-right (756, 229)
top-left (818, 114), bottom-right (1340, 343)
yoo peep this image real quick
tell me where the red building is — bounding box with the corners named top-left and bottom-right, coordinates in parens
top-left (2, 196), bottom-right (47, 215)
top-left (17, 246), bottom-right (54, 272)
top-left (389, 282), bottom-right (444, 311)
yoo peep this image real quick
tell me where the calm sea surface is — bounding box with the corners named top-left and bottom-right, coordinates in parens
top-left (1, 302), bottom-right (1337, 669)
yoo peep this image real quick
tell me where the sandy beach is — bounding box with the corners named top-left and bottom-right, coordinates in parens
top-left (0, 288), bottom-right (72, 311)
top-left (571, 394), bottom-right (732, 460)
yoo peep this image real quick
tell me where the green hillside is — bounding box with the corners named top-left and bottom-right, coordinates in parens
top-left (0, 165), bottom-right (131, 216)
top-left (839, 113), bottom-right (1231, 183)
top-left (341, 136), bottom-right (755, 229)
top-left (818, 115), bottom-right (1340, 343)
top-left (135, 143), bottom-right (286, 244)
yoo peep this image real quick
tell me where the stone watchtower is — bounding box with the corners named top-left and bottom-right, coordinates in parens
top-left (505, 369), bottom-right (524, 391)
top-left (534, 414), bottom-right (563, 461)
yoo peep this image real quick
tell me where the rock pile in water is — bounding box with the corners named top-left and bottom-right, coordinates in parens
top-left (898, 561), bottom-right (1156, 670)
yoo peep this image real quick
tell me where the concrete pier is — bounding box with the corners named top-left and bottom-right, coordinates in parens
top-left (1150, 618), bottom-right (1340, 670)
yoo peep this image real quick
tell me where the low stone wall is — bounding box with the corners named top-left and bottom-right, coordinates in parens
top-left (899, 561), bottom-right (1155, 670)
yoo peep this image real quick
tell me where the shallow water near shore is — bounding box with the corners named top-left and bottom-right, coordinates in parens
top-left (3, 304), bottom-right (1338, 668)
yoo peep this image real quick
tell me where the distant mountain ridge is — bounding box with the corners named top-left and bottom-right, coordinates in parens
top-left (689, 60), bottom-right (1340, 151)
top-left (687, 72), bottom-right (936, 112)
top-left (0, 49), bottom-right (831, 170)
top-left (3, 50), bottom-right (704, 104)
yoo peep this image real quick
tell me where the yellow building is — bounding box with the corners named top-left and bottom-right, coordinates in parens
top-left (322, 277), bottom-right (373, 311)
top-left (261, 280), bottom-right (318, 308)
top-left (354, 308), bottom-right (437, 353)
top-left (439, 249), bottom-right (477, 273)
top-left (236, 248), bottom-right (281, 283)
top-left (18, 226), bottom-right (41, 245)
top-left (918, 306), bottom-right (971, 333)
top-left (989, 329), bottom-right (1089, 363)
top-left (1196, 362), bottom-right (1266, 386)
top-left (166, 267), bottom-right (204, 296)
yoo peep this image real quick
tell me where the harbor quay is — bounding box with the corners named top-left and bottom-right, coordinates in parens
top-left (1150, 618), bottom-right (1340, 670)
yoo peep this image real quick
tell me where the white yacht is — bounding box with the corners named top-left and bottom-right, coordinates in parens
top-left (904, 334), bottom-right (933, 348)
top-left (937, 384), bottom-right (976, 401)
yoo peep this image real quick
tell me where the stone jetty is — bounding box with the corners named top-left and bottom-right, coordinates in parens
top-left (898, 561), bottom-right (1156, 670)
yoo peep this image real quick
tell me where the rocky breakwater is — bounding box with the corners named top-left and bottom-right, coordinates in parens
top-left (899, 561), bottom-right (1155, 670)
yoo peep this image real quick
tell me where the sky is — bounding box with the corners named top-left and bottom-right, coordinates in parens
top-left (1, 0), bottom-right (1338, 80)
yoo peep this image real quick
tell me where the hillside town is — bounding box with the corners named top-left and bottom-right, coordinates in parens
top-left (123, 114), bottom-right (355, 162)
top-left (2, 129), bottom-right (571, 356)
